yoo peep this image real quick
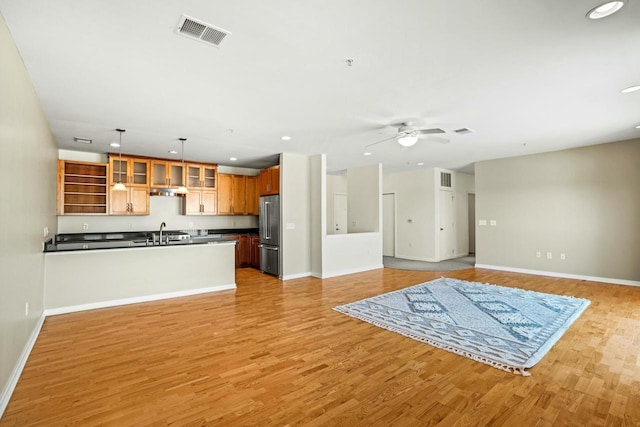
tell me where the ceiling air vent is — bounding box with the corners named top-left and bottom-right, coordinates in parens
top-left (176, 15), bottom-right (230, 47)
top-left (441, 172), bottom-right (452, 188)
top-left (454, 128), bottom-right (473, 135)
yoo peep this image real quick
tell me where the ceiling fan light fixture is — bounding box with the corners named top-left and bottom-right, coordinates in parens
top-left (397, 135), bottom-right (418, 147)
top-left (621, 85), bottom-right (640, 94)
top-left (112, 129), bottom-right (127, 191)
top-left (176, 138), bottom-right (188, 194)
top-left (586, 1), bottom-right (625, 19)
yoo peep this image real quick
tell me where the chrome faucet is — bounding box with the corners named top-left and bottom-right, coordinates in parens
top-left (159, 222), bottom-right (166, 245)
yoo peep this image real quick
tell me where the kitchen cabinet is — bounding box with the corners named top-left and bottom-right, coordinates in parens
top-left (187, 163), bottom-right (217, 190)
top-left (109, 156), bottom-right (149, 187)
top-left (250, 235), bottom-right (260, 268)
top-left (259, 166), bottom-right (280, 195)
top-left (151, 160), bottom-right (185, 188)
top-left (228, 234), bottom-right (251, 267)
top-left (109, 186), bottom-right (149, 215)
top-left (246, 176), bottom-right (259, 215)
top-left (57, 160), bottom-right (108, 215)
top-left (217, 174), bottom-right (259, 215)
top-left (183, 189), bottom-right (217, 215)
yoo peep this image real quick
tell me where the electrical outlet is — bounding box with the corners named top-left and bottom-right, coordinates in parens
top-left (546, 252), bottom-right (552, 259)
top-left (43, 226), bottom-right (49, 237)
top-left (490, 220), bottom-right (497, 226)
top-left (25, 302), bottom-right (29, 316)
top-left (82, 223), bottom-right (89, 230)
top-left (128, 223), bottom-right (133, 229)
top-left (560, 253), bottom-right (566, 260)
top-left (536, 251), bottom-right (541, 258)
top-left (478, 220), bottom-right (487, 226)
top-left (188, 222), bottom-right (194, 228)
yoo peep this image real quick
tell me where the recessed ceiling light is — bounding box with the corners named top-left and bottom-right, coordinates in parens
top-left (363, 152), bottom-right (372, 156)
top-left (109, 142), bottom-right (120, 148)
top-left (281, 136), bottom-right (291, 141)
top-left (168, 150), bottom-right (178, 154)
top-left (229, 157), bottom-right (237, 161)
top-left (586, 1), bottom-right (625, 19)
top-left (621, 85), bottom-right (640, 93)
top-left (417, 162), bottom-right (424, 166)
top-left (74, 137), bottom-right (92, 144)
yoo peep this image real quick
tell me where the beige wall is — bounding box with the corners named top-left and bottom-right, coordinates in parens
top-left (281, 153), bottom-right (311, 279)
top-left (0, 13), bottom-right (57, 411)
top-left (325, 174), bottom-right (347, 235)
top-left (475, 139), bottom-right (640, 282)
top-left (347, 164), bottom-right (381, 233)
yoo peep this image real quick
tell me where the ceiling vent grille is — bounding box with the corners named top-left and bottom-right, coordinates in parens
top-left (454, 128), bottom-right (472, 135)
top-left (176, 15), bottom-right (230, 47)
top-left (440, 172), bottom-right (452, 188)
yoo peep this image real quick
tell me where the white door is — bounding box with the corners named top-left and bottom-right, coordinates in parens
top-left (333, 193), bottom-right (347, 234)
top-left (439, 190), bottom-right (455, 260)
top-left (382, 193), bottom-right (395, 257)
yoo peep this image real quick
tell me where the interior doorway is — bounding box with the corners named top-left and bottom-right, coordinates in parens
top-left (333, 193), bottom-right (347, 234)
top-left (438, 190), bottom-right (455, 261)
top-left (468, 193), bottom-right (476, 254)
top-left (382, 193), bottom-right (395, 257)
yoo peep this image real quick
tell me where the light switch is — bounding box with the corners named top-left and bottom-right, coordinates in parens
top-left (490, 220), bottom-right (497, 226)
top-left (286, 223), bottom-right (296, 230)
top-left (478, 220), bottom-right (487, 226)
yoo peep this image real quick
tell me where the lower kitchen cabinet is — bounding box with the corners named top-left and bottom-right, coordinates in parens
top-left (229, 234), bottom-right (254, 268)
top-left (250, 235), bottom-right (260, 268)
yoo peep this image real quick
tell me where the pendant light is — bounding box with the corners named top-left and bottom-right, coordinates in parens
top-left (176, 138), bottom-right (188, 194)
top-left (112, 129), bottom-right (127, 191)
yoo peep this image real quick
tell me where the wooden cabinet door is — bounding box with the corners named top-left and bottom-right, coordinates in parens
top-left (245, 176), bottom-right (258, 215)
top-left (169, 163), bottom-right (185, 188)
top-left (110, 158), bottom-right (128, 186)
top-left (217, 174), bottom-right (233, 215)
top-left (202, 166), bottom-right (217, 189)
top-left (130, 187), bottom-right (149, 215)
top-left (270, 166), bottom-right (280, 194)
top-left (239, 235), bottom-right (251, 266)
top-left (186, 164), bottom-right (202, 189)
top-left (232, 175), bottom-right (246, 215)
top-left (184, 191), bottom-right (202, 215)
top-left (250, 235), bottom-right (260, 267)
top-left (259, 169), bottom-right (270, 195)
top-left (129, 159), bottom-right (150, 187)
top-left (109, 188), bottom-right (129, 215)
top-left (201, 190), bottom-right (217, 215)
top-left (151, 161), bottom-right (169, 186)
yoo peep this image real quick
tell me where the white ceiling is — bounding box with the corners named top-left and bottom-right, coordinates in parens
top-left (1, 0), bottom-right (639, 173)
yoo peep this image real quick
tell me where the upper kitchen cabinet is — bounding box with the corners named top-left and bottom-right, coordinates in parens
top-left (109, 156), bottom-right (149, 187)
top-left (187, 163), bottom-right (217, 190)
top-left (57, 160), bottom-right (108, 215)
top-left (217, 174), bottom-right (259, 215)
top-left (183, 189), bottom-right (217, 215)
top-left (109, 186), bottom-right (149, 215)
top-left (259, 166), bottom-right (280, 195)
top-left (151, 160), bottom-right (185, 188)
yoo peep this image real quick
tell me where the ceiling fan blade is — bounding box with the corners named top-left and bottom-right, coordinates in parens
top-left (365, 135), bottom-right (397, 147)
top-left (416, 128), bottom-right (445, 135)
top-left (422, 136), bottom-right (450, 144)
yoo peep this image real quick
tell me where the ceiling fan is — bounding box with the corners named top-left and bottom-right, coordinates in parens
top-left (366, 122), bottom-right (449, 148)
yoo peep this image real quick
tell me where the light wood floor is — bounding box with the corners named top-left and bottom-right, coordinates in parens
top-left (2, 267), bottom-right (640, 426)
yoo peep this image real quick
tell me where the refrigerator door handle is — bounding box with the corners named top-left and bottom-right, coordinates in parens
top-left (265, 201), bottom-right (271, 240)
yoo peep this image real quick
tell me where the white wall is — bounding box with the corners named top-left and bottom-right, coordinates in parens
top-left (347, 165), bottom-right (381, 233)
top-left (383, 168), bottom-right (437, 261)
top-left (280, 153), bottom-right (311, 279)
top-left (475, 139), bottom-right (640, 283)
top-left (0, 13), bottom-right (58, 415)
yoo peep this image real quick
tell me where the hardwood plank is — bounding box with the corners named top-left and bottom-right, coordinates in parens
top-left (2, 267), bottom-right (640, 426)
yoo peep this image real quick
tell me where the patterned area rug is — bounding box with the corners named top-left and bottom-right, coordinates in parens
top-left (333, 278), bottom-right (590, 376)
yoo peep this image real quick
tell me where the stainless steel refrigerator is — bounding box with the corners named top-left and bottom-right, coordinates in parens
top-left (259, 194), bottom-right (280, 276)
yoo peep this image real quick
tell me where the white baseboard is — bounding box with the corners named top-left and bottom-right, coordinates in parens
top-left (0, 313), bottom-right (46, 419)
top-left (475, 264), bottom-right (640, 287)
top-left (281, 272), bottom-right (312, 281)
top-left (44, 283), bottom-right (237, 316)
top-left (314, 264), bottom-right (384, 279)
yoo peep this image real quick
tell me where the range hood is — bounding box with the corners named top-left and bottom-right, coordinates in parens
top-left (149, 187), bottom-right (187, 197)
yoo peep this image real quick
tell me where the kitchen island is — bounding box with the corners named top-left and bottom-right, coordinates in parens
top-left (44, 239), bottom-right (237, 315)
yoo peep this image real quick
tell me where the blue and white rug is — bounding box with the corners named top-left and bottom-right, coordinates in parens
top-left (333, 278), bottom-right (590, 376)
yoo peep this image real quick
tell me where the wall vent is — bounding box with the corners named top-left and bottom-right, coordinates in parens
top-left (454, 128), bottom-right (473, 134)
top-left (176, 15), bottom-right (230, 47)
top-left (440, 172), bottom-right (452, 188)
